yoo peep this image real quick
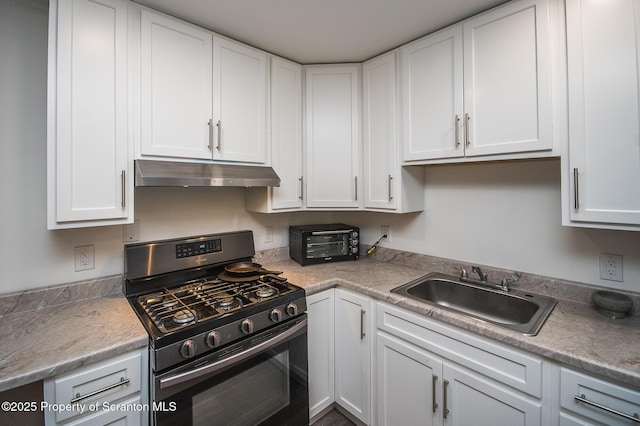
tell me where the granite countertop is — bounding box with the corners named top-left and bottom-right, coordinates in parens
top-left (0, 254), bottom-right (638, 394)
top-left (0, 279), bottom-right (148, 393)
top-left (260, 255), bottom-right (640, 389)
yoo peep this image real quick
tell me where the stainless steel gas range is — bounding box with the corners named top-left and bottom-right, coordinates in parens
top-left (124, 231), bottom-right (308, 426)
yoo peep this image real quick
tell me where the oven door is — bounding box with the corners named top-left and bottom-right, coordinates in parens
top-left (152, 316), bottom-right (308, 426)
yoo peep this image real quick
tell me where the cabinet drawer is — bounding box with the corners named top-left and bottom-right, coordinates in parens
top-left (377, 302), bottom-right (542, 397)
top-left (44, 350), bottom-right (143, 423)
top-left (64, 395), bottom-right (143, 426)
top-left (560, 367), bottom-right (640, 425)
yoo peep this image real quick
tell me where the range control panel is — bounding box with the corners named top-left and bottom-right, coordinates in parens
top-left (176, 239), bottom-right (222, 258)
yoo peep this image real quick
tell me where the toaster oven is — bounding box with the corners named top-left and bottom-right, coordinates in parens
top-left (289, 224), bottom-right (359, 266)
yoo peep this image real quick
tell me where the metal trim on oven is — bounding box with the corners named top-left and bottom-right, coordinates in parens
top-left (159, 317), bottom-right (307, 390)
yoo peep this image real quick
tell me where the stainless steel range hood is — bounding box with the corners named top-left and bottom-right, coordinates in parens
top-left (135, 160), bottom-right (281, 187)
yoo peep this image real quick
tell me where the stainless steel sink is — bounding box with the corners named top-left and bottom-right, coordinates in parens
top-left (391, 272), bottom-right (557, 336)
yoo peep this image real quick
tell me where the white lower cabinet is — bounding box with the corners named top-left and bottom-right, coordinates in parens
top-left (334, 288), bottom-right (372, 424)
top-left (556, 366), bottom-right (640, 426)
top-left (307, 289), bottom-right (335, 419)
top-left (307, 288), bottom-right (372, 424)
top-left (43, 349), bottom-right (148, 426)
top-left (376, 302), bottom-right (544, 426)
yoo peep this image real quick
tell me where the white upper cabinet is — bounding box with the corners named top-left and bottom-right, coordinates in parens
top-left (136, 7), bottom-right (267, 163)
top-left (305, 65), bottom-right (361, 208)
top-left (269, 57), bottom-right (303, 209)
top-left (364, 51), bottom-right (424, 212)
top-left (48, 0), bottom-right (132, 229)
top-left (212, 37), bottom-right (268, 163)
top-left (403, 0), bottom-right (554, 163)
top-left (246, 56), bottom-right (303, 212)
top-left (564, 0), bottom-right (640, 229)
top-left (402, 26), bottom-right (464, 161)
top-left (139, 9), bottom-right (213, 159)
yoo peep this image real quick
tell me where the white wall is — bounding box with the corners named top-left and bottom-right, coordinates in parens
top-left (1, 0), bottom-right (639, 295)
top-left (336, 160), bottom-right (640, 292)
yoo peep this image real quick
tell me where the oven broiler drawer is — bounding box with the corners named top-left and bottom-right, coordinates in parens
top-left (43, 349), bottom-right (145, 424)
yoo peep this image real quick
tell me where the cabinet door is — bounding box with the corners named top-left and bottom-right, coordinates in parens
top-left (401, 25), bottom-right (464, 161)
top-left (334, 289), bottom-right (371, 424)
top-left (363, 51), bottom-right (399, 209)
top-left (140, 9), bottom-right (213, 159)
top-left (305, 66), bottom-right (361, 208)
top-left (463, 0), bottom-right (552, 157)
top-left (566, 0), bottom-right (640, 226)
top-left (306, 290), bottom-right (335, 419)
top-left (270, 57), bottom-right (303, 209)
top-left (50, 0), bottom-right (131, 227)
top-left (213, 37), bottom-right (267, 163)
top-left (377, 332), bottom-right (442, 426)
top-left (444, 364), bottom-right (542, 426)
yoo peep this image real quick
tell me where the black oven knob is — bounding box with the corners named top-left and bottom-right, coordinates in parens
top-left (240, 319), bottom-right (254, 335)
top-left (205, 331), bottom-right (221, 348)
top-left (180, 340), bottom-right (197, 359)
top-left (270, 308), bottom-right (283, 323)
top-left (285, 303), bottom-right (298, 317)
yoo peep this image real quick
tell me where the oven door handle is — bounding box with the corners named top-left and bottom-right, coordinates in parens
top-left (159, 318), bottom-right (307, 390)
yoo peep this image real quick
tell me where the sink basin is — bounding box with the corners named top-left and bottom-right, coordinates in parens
top-left (391, 272), bottom-right (557, 336)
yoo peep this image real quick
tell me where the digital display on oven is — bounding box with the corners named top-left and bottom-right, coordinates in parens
top-left (175, 238), bottom-right (222, 258)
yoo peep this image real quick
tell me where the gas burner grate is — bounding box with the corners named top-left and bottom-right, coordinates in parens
top-left (137, 274), bottom-right (295, 334)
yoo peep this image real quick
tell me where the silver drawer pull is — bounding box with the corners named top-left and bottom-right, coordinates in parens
top-left (70, 377), bottom-right (130, 404)
top-left (574, 394), bottom-right (640, 423)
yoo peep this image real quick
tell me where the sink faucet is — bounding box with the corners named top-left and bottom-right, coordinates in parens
top-left (472, 266), bottom-right (488, 283)
top-left (456, 265), bottom-right (511, 292)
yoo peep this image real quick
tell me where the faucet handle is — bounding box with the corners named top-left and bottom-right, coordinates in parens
top-left (499, 272), bottom-right (522, 291)
top-left (454, 266), bottom-right (468, 278)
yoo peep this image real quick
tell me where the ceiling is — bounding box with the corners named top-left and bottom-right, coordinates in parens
top-left (133, 0), bottom-right (508, 64)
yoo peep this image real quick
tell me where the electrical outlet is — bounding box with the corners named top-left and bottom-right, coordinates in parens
top-left (599, 253), bottom-right (623, 282)
top-left (74, 245), bottom-right (95, 271)
top-left (381, 225), bottom-right (391, 242)
top-left (264, 226), bottom-right (273, 243)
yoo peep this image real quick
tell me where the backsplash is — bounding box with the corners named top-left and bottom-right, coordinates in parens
top-left (0, 275), bottom-right (122, 317)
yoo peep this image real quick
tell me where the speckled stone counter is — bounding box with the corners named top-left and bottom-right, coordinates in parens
top-left (260, 254), bottom-right (640, 389)
top-left (1, 252), bottom-right (638, 395)
top-left (0, 276), bottom-right (147, 392)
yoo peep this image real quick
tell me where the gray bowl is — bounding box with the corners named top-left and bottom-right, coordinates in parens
top-left (592, 290), bottom-right (633, 319)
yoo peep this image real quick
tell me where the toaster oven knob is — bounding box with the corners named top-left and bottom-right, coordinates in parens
top-left (240, 319), bottom-right (254, 335)
top-left (270, 308), bottom-right (283, 323)
top-left (285, 303), bottom-right (298, 317)
top-left (205, 331), bottom-right (221, 348)
top-left (180, 340), bottom-right (197, 359)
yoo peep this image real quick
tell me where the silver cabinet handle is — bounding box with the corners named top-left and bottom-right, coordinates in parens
top-left (70, 377), bottom-right (130, 404)
top-left (465, 113), bottom-right (471, 147)
top-left (360, 309), bottom-right (366, 340)
top-left (388, 175), bottom-right (393, 201)
top-left (355, 176), bottom-right (358, 201)
top-left (432, 374), bottom-right (439, 413)
top-left (455, 114), bottom-right (461, 148)
top-left (574, 394), bottom-right (640, 423)
top-left (573, 168), bottom-right (579, 210)
top-left (443, 379), bottom-right (450, 419)
top-left (120, 170), bottom-right (126, 208)
top-left (216, 120), bottom-right (222, 151)
top-left (299, 176), bottom-right (304, 200)
top-left (207, 119), bottom-right (213, 151)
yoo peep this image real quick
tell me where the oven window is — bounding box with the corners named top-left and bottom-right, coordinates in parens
top-left (306, 235), bottom-right (348, 258)
top-left (155, 323), bottom-right (308, 426)
top-left (192, 351), bottom-right (289, 426)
